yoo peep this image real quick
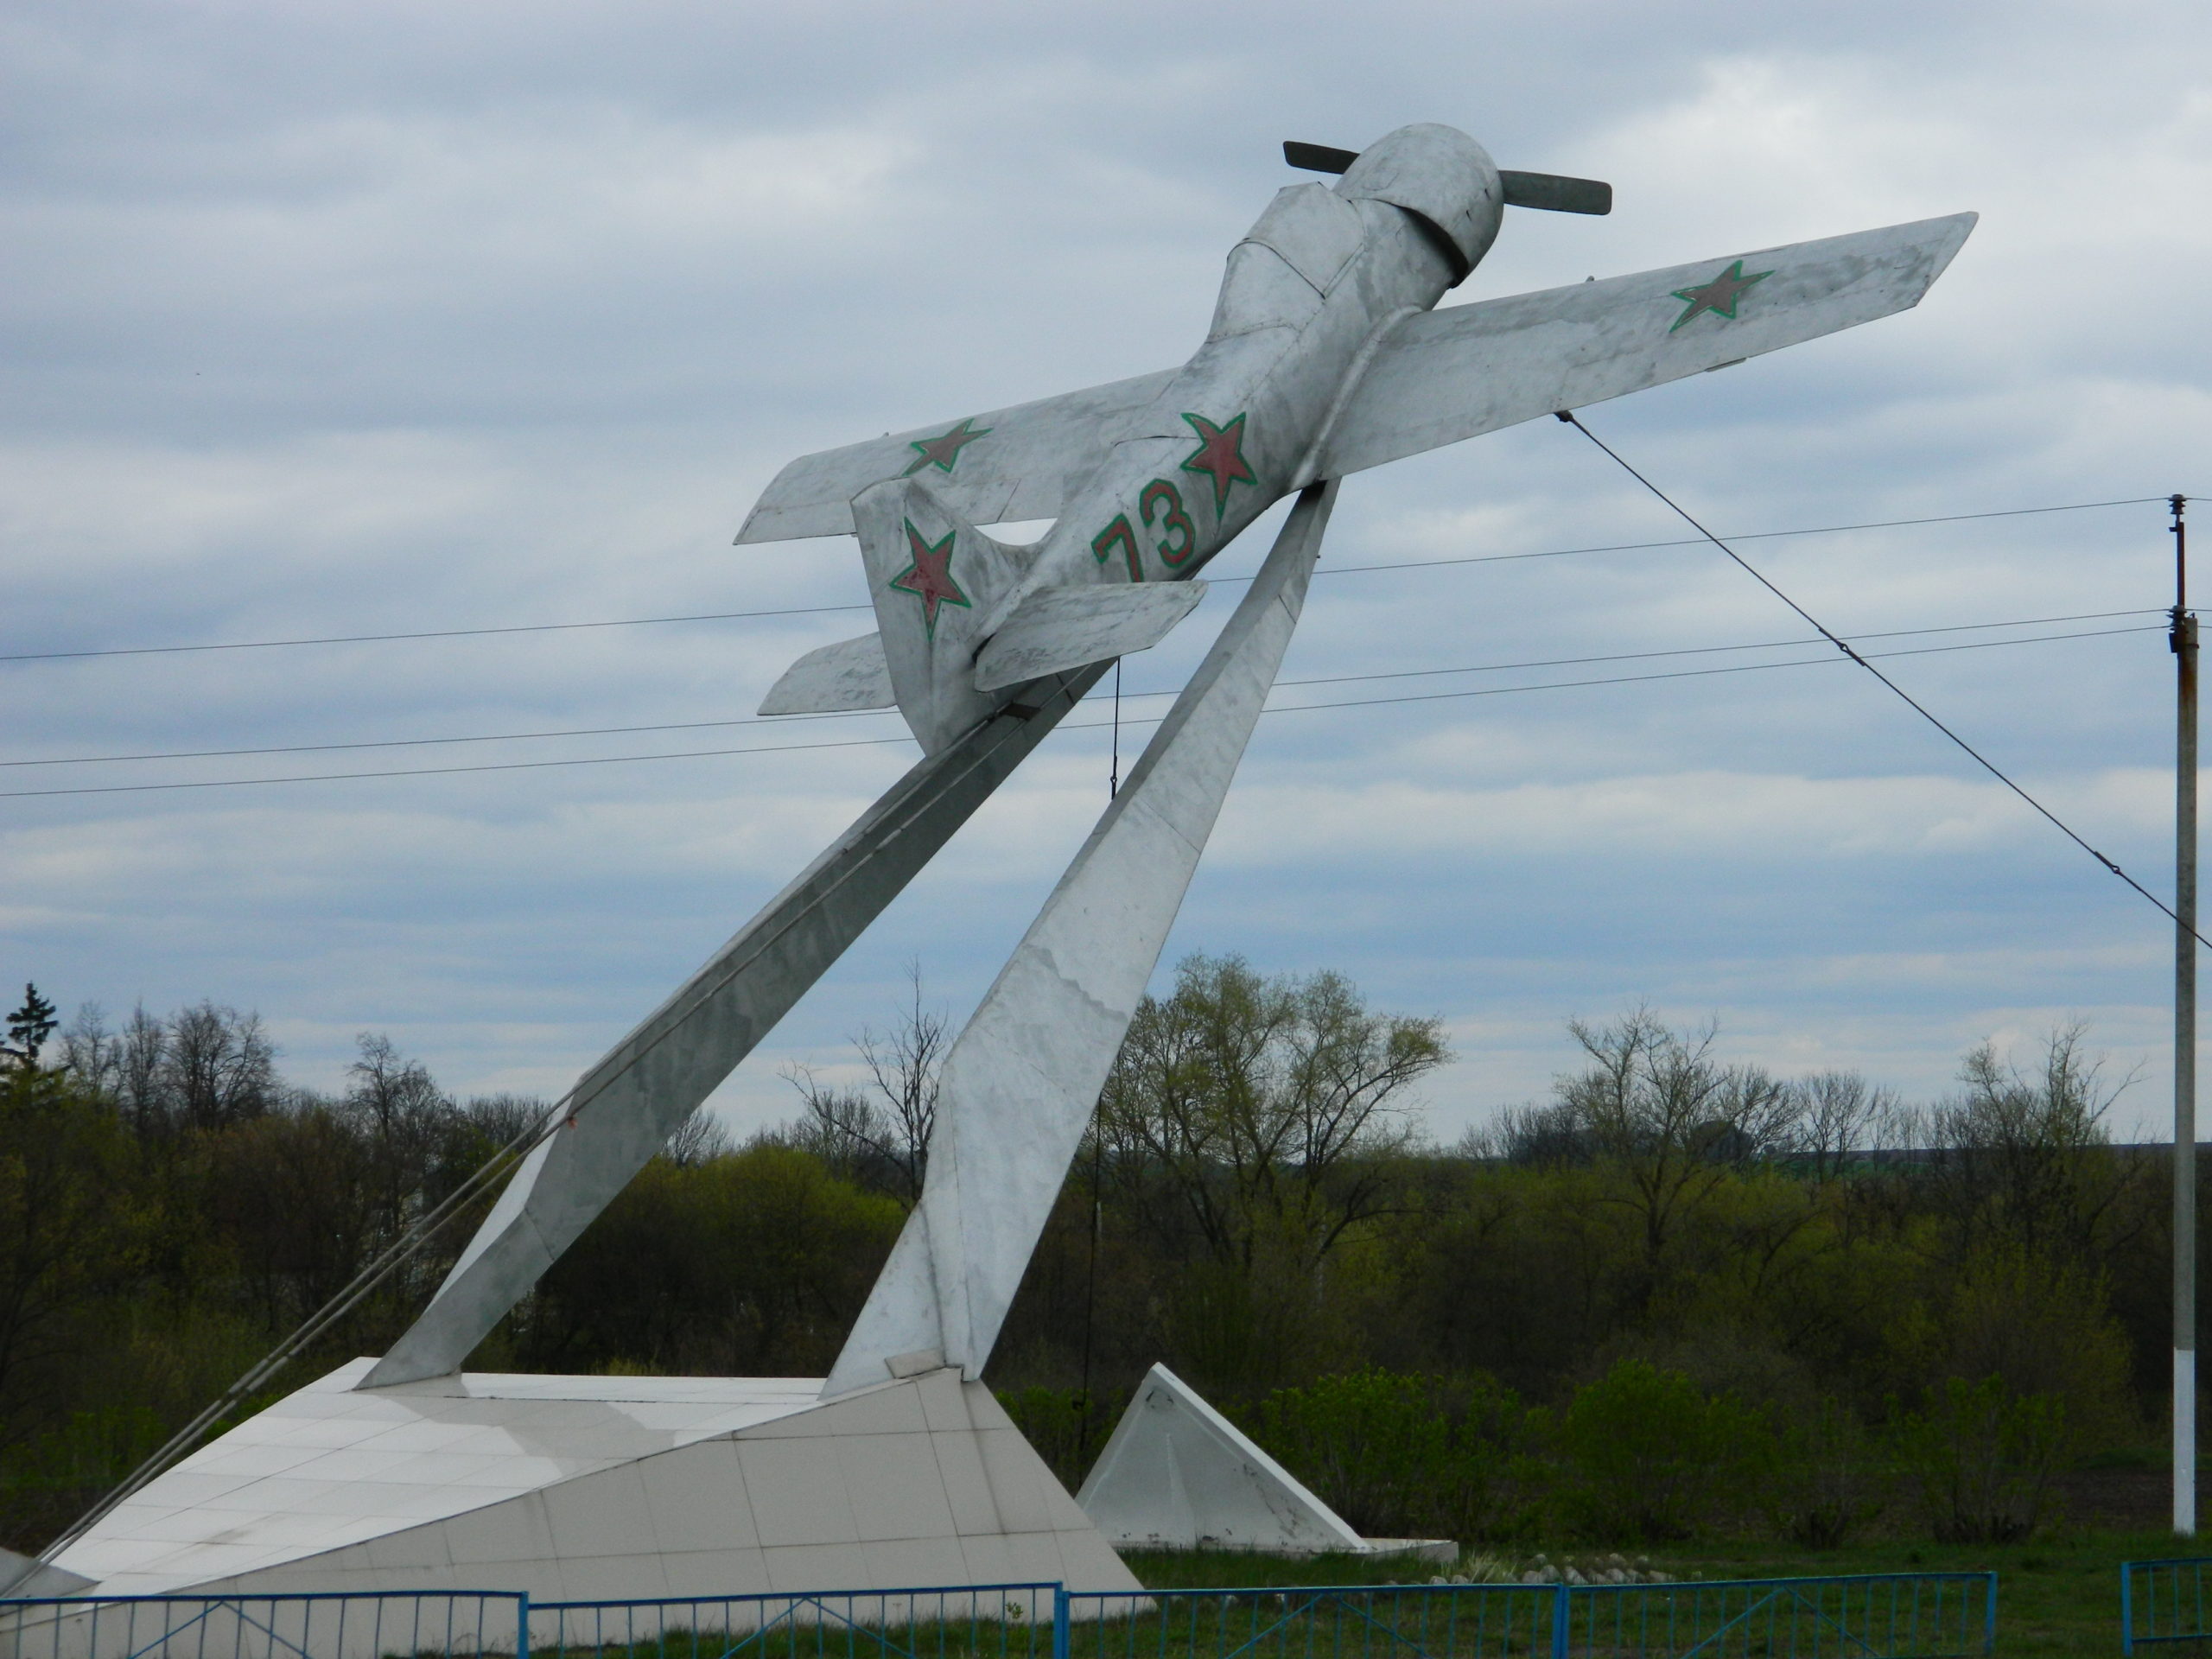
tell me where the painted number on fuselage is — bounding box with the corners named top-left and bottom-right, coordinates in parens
top-left (1092, 515), bottom-right (1143, 582)
top-left (1140, 479), bottom-right (1195, 568)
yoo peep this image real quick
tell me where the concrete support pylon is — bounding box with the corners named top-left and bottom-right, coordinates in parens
top-left (824, 480), bottom-right (1338, 1396)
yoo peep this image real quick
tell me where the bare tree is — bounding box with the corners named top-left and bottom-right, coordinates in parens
top-left (162, 1002), bottom-right (276, 1132)
top-left (780, 966), bottom-right (947, 1200)
top-left (1548, 1007), bottom-right (1800, 1285)
top-left (116, 1003), bottom-right (168, 1139)
top-left (343, 1033), bottom-right (453, 1243)
top-left (1793, 1069), bottom-right (1897, 1183)
top-left (664, 1106), bottom-right (734, 1167)
top-left (1904, 1024), bottom-right (2140, 1258)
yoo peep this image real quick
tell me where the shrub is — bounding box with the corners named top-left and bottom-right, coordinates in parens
top-left (1891, 1374), bottom-right (2069, 1543)
top-left (995, 1383), bottom-right (1127, 1494)
top-left (1758, 1395), bottom-right (1889, 1548)
top-left (1554, 1359), bottom-right (1762, 1541)
top-left (1252, 1367), bottom-right (1541, 1542)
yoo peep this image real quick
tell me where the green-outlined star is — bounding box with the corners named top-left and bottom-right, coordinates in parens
top-left (1178, 411), bottom-right (1256, 514)
top-left (1669, 260), bottom-right (1773, 332)
top-left (887, 520), bottom-right (970, 637)
top-left (902, 417), bottom-right (991, 476)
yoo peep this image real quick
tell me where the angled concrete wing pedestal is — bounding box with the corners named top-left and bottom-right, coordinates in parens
top-left (827, 481), bottom-right (1338, 1395)
top-left (1079, 1365), bottom-right (1452, 1564)
top-left (365, 663), bottom-right (1106, 1389)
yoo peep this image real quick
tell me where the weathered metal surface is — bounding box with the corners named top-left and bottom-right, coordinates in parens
top-left (733, 368), bottom-right (1178, 544)
top-left (855, 474), bottom-right (1040, 754)
top-left (1498, 168), bottom-right (1612, 215)
top-left (973, 580), bottom-right (1207, 692)
top-left (1332, 123), bottom-right (1503, 280)
top-left (755, 128), bottom-right (1971, 778)
top-left (823, 481), bottom-right (1336, 1398)
top-left (362, 660), bottom-right (1108, 1388)
top-left (756, 631), bottom-right (893, 715)
top-left (1317, 213), bottom-right (1977, 480)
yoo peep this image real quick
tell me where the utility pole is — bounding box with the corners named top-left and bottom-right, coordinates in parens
top-left (2177, 491), bottom-right (2197, 1538)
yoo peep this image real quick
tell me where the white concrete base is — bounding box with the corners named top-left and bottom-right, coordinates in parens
top-left (52, 1360), bottom-right (1140, 1600)
top-left (1077, 1365), bottom-right (1452, 1562)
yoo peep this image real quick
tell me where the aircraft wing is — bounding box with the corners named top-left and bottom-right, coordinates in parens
top-left (736, 366), bottom-right (1180, 543)
top-left (1317, 213), bottom-right (1976, 478)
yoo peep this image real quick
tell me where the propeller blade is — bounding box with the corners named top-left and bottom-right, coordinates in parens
top-left (1285, 143), bottom-right (1611, 215)
top-left (1283, 140), bottom-right (1358, 174)
top-left (1500, 170), bottom-right (1612, 215)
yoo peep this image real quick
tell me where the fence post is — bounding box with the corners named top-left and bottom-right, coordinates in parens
top-left (518, 1592), bottom-right (531, 1659)
top-left (2123, 1565), bottom-right (2137, 1656)
top-left (1052, 1586), bottom-right (1070, 1659)
top-left (1981, 1572), bottom-right (1997, 1656)
top-left (1550, 1582), bottom-right (1569, 1659)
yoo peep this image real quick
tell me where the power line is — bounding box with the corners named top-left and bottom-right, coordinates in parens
top-left (0, 495), bottom-right (2171, 667)
top-left (1558, 410), bottom-right (2201, 945)
top-left (0, 604), bottom-right (876, 665)
top-left (1, 608), bottom-right (2164, 772)
top-left (1262, 624), bottom-right (2160, 715)
top-left (0, 620), bottom-right (2156, 801)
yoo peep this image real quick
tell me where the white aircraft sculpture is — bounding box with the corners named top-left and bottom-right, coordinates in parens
top-left (743, 125), bottom-right (1972, 753)
top-left (36, 124), bottom-right (1978, 1609)
top-left (360, 123), bottom-right (1973, 1392)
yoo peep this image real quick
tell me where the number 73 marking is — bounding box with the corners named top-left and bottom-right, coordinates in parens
top-left (1092, 479), bottom-right (1196, 580)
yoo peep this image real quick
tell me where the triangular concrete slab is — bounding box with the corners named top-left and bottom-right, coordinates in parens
top-left (1077, 1364), bottom-right (1450, 1560)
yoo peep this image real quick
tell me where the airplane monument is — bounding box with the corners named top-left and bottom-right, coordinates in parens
top-left (29, 124), bottom-right (1974, 1607)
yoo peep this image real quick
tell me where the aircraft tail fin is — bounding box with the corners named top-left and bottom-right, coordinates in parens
top-left (758, 632), bottom-right (894, 716)
top-left (854, 475), bottom-right (1033, 753)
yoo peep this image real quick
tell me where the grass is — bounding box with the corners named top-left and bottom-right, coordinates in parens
top-left (1116, 1531), bottom-right (2212, 1656)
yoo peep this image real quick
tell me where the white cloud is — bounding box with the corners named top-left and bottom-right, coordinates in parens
top-left (0, 0), bottom-right (2204, 1144)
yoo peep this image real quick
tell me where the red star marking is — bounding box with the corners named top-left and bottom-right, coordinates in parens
top-left (1179, 411), bottom-right (1257, 514)
top-left (903, 417), bottom-right (991, 476)
top-left (887, 520), bottom-right (970, 637)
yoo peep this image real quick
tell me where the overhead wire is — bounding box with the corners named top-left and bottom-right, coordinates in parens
top-left (0, 620), bottom-right (2160, 800)
top-left (1556, 410), bottom-right (2203, 948)
top-left (0, 494), bottom-right (2173, 667)
top-left (0, 608), bottom-right (2169, 772)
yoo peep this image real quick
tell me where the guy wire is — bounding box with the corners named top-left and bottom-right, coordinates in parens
top-left (1554, 410), bottom-right (2206, 950)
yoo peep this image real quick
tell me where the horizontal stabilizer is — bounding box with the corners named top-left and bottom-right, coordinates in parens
top-left (736, 368), bottom-right (1178, 544)
top-left (1499, 169), bottom-right (1611, 215)
top-left (974, 582), bottom-right (1207, 692)
top-left (1319, 212), bottom-right (1976, 479)
top-left (759, 632), bottom-right (894, 715)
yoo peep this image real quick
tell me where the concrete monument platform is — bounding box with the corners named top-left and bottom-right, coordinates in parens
top-left (54, 1360), bottom-right (1137, 1599)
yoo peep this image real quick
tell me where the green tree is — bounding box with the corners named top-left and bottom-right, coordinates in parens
top-left (1095, 954), bottom-right (1446, 1275)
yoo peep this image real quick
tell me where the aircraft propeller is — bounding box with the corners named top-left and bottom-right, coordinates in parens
top-left (1283, 139), bottom-right (1611, 215)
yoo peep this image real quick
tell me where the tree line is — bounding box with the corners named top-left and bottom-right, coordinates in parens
top-left (0, 957), bottom-right (2183, 1549)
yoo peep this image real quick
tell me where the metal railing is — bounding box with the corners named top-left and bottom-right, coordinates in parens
top-left (531, 1585), bottom-right (1059, 1659)
top-left (2124, 1559), bottom-right (2212, 1652)
top-left (0, 1574), bottom-right (1998, 1659)
top-left (1557, 1573), bottom-right (1996, 1659)
top-left (0, 1592), bottom-right (527, 1659)
top-left (1061, 1585), bottom-right (1556, 1659)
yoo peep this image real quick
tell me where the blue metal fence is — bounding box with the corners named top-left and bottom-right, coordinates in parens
top-left (1061, 1583), bottom-right (1556, 1659)
top-left (0, 1592), bottom-right (527, 1659)
top-left (1557, 1573), bottom-right (1995, 1659)
top-left (1062, 1578), bottom-right (1993, 1659)
top-left (531, 1585), bottom-right (1059, 1659)
top-left (2123, 1559), bottom-right (2212, 1652)
top-left (0, 1574), bottom-right (1997, 1659)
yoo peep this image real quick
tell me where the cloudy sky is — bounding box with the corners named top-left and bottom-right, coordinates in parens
top-left (3, 0), bottom-right (2208, 1142)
